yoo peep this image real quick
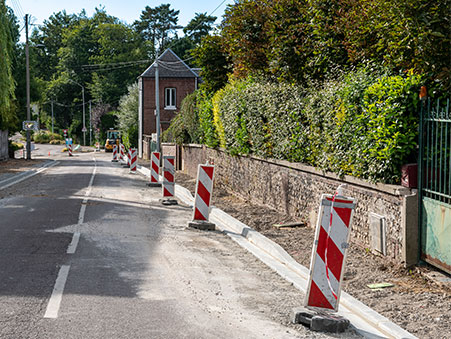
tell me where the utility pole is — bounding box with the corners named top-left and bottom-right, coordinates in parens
top-left (82, 86), bottom-right (86, 146)
top-left (155, 59), bottom-right (160, 154)
top-left (89, 100), bottom-right (92, 146)
top-left (51, 101), bottom-right (54, 134)
top-left (25, 14), bottom-right (31, 160)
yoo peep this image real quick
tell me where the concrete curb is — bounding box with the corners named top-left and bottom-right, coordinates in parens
top-left (0, 160), bottom-right (59, 190)
top-left (135, 165), bottom-right (416, 339)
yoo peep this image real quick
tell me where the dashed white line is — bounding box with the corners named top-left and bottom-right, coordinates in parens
top-left (67, 158), bottom-right (97, 255)
top-left (44, 265), bottom-right (71, 319)
top-left (66, 232), bottom-right (80, 254)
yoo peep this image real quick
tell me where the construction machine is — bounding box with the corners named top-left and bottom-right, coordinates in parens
top-left (105, 129), bottom-right (121, 152)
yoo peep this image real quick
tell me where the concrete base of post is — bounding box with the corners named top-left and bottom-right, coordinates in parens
top-left (112, 159), bottom-right (118, 162)
top-left (188, 221), bottom-right (215, 231)
top-left (147, 182), bottom-right (161, 187)
top-left (160, 198), bottom-right (178, 206)
top-left (291, 307), bottom-right (349, 333)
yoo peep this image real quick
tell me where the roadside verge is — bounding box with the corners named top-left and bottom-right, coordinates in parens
top-left (0, 160), bottom-right (59, 190)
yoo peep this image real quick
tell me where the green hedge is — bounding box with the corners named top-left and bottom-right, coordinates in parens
top-left (168, 68), bottom-right (422, 184)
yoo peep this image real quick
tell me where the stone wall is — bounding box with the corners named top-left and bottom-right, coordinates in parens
top-left (181, 145), bottom-right (419, 266)
top-left (0, 130), bottom-right (8, 161)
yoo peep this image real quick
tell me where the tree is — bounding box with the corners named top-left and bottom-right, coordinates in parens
top-left (0, 1), bottom-right (17, 131)
top-left (192, 35), bottom-right (230, 94)
top-left (31, 11), bottom-right (77, 81)
top-left (114, 83), bottom-right (138, 149)
top-left (184, 12), bottom-right (217, 45)
top-left (221, 0), bottom-right (271, 78)
top-left (134, 4), bottom-right (182, 55)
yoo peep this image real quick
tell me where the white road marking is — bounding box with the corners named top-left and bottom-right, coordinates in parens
top-left (67, 158), bottom-right (97, 254)
top-left (44, 265), bottom-right (71, 319)
top-left (0, 161), bottom-right (59, 190)
top-left (66, 232), bottom-right (80, 254)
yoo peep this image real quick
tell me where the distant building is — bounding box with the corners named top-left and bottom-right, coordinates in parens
top-left (138, 48), bottom-right (199, 159)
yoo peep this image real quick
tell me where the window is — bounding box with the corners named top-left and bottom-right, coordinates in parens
top-left (165, 87), bottom-right (176, 109)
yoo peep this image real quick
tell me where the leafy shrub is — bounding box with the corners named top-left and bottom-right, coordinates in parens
top-left (33, 130), bottom-right (64, 143)
top-left (49, 139), bottom-right (65, 145)
top-left (197, 89), bottom-right (218, 148)
top-left (357, 72), bottom-right (422, 182)
top-left (10, 141), bottom-right (23, 150)
top-left (165, 66), bottom-right (423, 183)
top-left (33, 131), bottom-right (50, 143)
top-left (162, 92), bottom-right (202, 145)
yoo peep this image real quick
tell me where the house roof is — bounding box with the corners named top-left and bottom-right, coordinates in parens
top-left (140, 48), bottom-right (198, 78)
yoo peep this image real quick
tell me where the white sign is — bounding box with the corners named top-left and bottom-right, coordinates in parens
top-left (22, 121), bottom-right (38, 131)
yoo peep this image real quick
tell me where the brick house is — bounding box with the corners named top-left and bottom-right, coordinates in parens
top-left (138, 48), bottom-right (199, 159)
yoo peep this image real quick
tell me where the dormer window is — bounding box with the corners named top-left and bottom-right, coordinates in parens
top-left (165, 87), bottom-right (176, 109)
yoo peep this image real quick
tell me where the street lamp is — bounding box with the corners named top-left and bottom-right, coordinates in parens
top-left (67, 78), bottom-right (86, 146)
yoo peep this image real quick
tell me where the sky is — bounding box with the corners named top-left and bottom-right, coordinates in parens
top-left (6, 0), bottom-right (235, 41)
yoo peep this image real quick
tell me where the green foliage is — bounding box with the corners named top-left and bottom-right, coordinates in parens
top-left (358, 72), bottom-right (422, 182)
top-left (192, 35), bottom-right (230, 94)
top-left (134, 4), bottom-right (182, 53)
top-left (33, 130), bottom-right (64, 143)
top-left (114, 83), bottom-right (139, 149)
top-left (183, 12), bottom-right (217, 45)
top-left (220, 0), bottom-right (450, 89)
top-left (196, 89), bottom-right (218, 148)
top-left (186, 69), bottom-right (422, 183)
top-left (0, 2), bottom-right (17, 131)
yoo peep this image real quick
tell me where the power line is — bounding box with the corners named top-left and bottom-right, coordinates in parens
top-left (11, 0), bottom-right (25, 20)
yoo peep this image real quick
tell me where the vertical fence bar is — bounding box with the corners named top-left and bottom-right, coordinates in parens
top-left (426, 99), bottom-right (434, 194)
top-left (448, 99), bottom-right (451, 200)
top-left (440, 104), bottom-right (444, 201)
top-left (418, 96), bottom-right (426, 261)
top-left (434, 99), bottom-right (439, 198)
top-left (426, 99), bottom-right (431, 196)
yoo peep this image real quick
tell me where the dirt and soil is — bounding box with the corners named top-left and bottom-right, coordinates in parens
top-left (0, 158), bottom-right (44, 175)
top-left (176, 172), bottom-right (451, 339)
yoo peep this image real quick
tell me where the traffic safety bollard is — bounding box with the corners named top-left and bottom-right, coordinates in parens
top-left (292, 185), bottom-right (355, 333)
top-left (129, 148), bottom-right (137, 173)
top-left (188, 164), bottom-right (215, 230)
top-left (120, 144), bottom-right (125, 162)
top-left (112, 145), bottom-right (118, 162)
top-left (68, 144), bottom-right (73, 157)
top-left (147, 152), bottom-right (161, 187)
top-left (161, 155), bottom-right (177, 205)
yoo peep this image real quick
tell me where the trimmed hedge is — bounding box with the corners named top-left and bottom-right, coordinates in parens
top-left (168, 68), bottom-right (422, 184)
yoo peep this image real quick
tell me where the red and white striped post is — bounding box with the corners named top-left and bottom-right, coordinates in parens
top-left (112, 145), bottom-right (118, 162)
top-left (122, 148), bottom-right (130, 168)
top-left (119, 144), bottom-right (125, 162)
top-left (305, 189), bottom-right (355, 312)
top-left (292, 188), bottom-right (355, 332)
top-left (147, 152), bottom-right (161, 187)
top-left (129, 148), bottom-right (137, 173)
top-left (188, 164), bottom-right (215, 230)
top-left (161, 155), bottom-right (177, 205)
top-left (68, 143), bottom-right (72, 157)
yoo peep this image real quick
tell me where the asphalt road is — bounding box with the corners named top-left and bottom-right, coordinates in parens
top-left (0, 148), bottom-right (358, 339)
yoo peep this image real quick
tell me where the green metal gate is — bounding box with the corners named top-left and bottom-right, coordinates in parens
top-left (418, 98), bottom-right (451, 274)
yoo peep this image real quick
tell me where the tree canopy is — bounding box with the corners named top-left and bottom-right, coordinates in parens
top-left (0, 1), bottom-right (18, 131)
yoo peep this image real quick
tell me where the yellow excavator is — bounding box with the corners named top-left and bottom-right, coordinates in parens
top-left (104, 129), bottom-right (121, 152)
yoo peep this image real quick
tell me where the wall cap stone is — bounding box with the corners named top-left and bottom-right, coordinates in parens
top-left (182, 144), bottom-right (415, 197)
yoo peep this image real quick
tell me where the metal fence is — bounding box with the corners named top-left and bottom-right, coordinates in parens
top-left (0, 130), bottom-right (8, 160)
top-left (418, 98), bottom-right (451, 273)
top-left (419, 98), bottom-right (451, 205)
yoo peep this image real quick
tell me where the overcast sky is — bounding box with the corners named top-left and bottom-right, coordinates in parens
top-left (6, 0), bottom-right (234, 41)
